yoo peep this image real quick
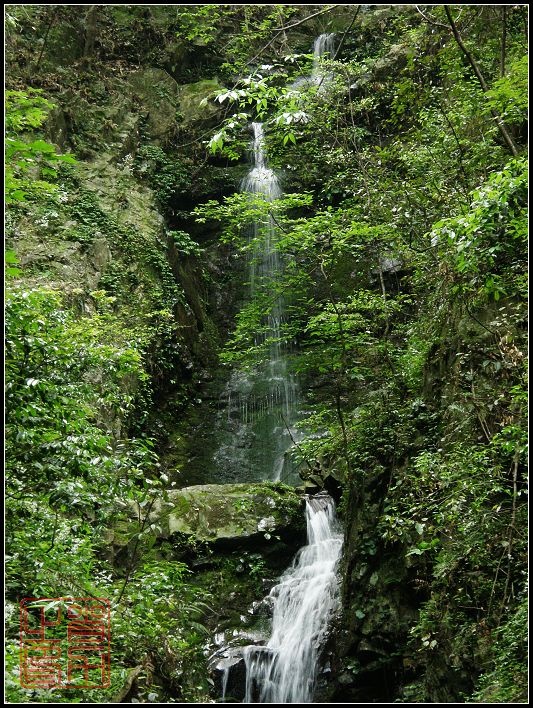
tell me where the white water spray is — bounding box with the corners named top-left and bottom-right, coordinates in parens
top-left (312, 33), bottom-right (336, 77)
top-left (290, 32), bottom-right (336, 94)
top-left (243, 494), bottom-right (343, 703)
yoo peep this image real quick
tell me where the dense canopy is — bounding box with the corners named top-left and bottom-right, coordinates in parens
top-left (5, 4), bottom-right (528, 704)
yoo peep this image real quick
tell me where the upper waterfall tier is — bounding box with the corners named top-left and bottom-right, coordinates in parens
top-left (204, 121), bottom-right (302, 485)
top-left (313, 33), bottom-right (336, 73)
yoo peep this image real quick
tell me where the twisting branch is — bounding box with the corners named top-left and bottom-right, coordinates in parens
top-left (443, 5), bottom-right (519, 157)
top-left (116, 495), bottom-right (157, 605)
top-left (248, 5), bottom-right (340, 67)
top-left (332, 6), bottom-right (361, 62)
top-left (500, 445), bottom-right (520, 620)
top-left (435, 99), bottom-right (472, 199)
top-left (319, 259), bottom-right (352, 481)
top-left (272, 5), bottom-right (340, 32)
top-left (280, 412), bottom-right (314, 471)
top-left (415, 5), bottom-right (451, 29)
top-left (34, 7), bottom-right (59, 74)
top-left (500, 6), bottom-right (507, 77)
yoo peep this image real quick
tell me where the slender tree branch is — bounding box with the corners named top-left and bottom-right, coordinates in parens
top-left (332, 7), bottom-right (361, 62)
top-left (44, 511), bottom-right (59, 552)
top-left (435, 99), bottom-right (472, 198)
top-left (272, 5), bottom-right (340, 33)
top-left (34, 7), bottom-right (59, 74)
top-left (280, 412), bottom-right (314, 471)
top-left (116, 496), bottom-right (157, 605)
top-left (377, 261), bottom-right (389, 337)
top-left (83, 5), bottom-right (99, 59)
top-left (444, 5), bottom-right (519, 157)
top-left (500, 6), bottom-right (507, 77)
top-left (500, 445), bottom-right (520, 619)
top-left (415, 5), bottom-right (450, 29)
top-left (248, 5), bottom-right (340, 68)
top-left (319, 260), bottom-right (352, 480)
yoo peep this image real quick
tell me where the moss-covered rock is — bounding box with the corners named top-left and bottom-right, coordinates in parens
top-left (128, 67), bottom-right (181, 140)
top-left (178, 78), bottom-right (223, 126)
top-left (373, 43), bottom-right (416, 79)
top-left (132, 482), bottom-right (304, 546)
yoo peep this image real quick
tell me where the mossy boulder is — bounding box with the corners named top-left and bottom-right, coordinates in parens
top-left (132, 482), bottom-right (305, 547)
top-left (178, 79), bottom-right (223, 126)
top-left (373, 44), bottom-right (415, 79)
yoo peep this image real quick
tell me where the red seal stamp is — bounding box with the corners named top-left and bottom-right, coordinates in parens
top-left (20, 597), bottom-right (110, 689)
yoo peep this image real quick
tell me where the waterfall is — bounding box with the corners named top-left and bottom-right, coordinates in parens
top-left (312, 33), bottom-right (336, 77)
top-left (290, 32), bottom-right (336, 94)
top-left (242, 493), bottom-right (343, 703)
top-left (242, 122), bottom-right (299, 427)
top-left (312, 32), bottom-right (336, 91)
top-left (183, 37), bottom-right (337, 487)
top-left (242, 122), bottom-right (283, 355)
top-left (211, 39), bottom-right (344, 705)
top-left (211, 122), bottom-right (301, 484)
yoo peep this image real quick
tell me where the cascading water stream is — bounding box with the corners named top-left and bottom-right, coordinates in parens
top-left (242, 123), bottom-right (299, 425)
top-left (212, 122), bottom-right (301, 484)
top-left (242, 494), bottom-right (343, 703)
top-left (182, 35), bottom-right (336, 487)
top-left (213, 37), bottom-right (344, 705)
top-left (312, 32), bottom-right (336, 79)
top-left (290, 32), bottom-right (336, 93)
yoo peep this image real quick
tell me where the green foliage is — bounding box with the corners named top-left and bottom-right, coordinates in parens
top-left (5, 89), bottom-right (76, 205)
top-left (4, 283), bottom-right (212, 702)
top-left (5, 89), bottom-right (54, 131)
top-left (135, 145), bottom-right (192, 212)
top-left (486, 55), bottom-right (528, 124)
top-left (208, 69), bottom-right (329, 157)
top-left (197, 6), bottom-right (528, 701)
top-left (5, 248), bottom-right (22, 278)
top-left (4, 4), bottom-right (529, 702)
top-left (169, 230), bottom-right (203, 257)
top-left (175, 5), bottom-right (299, 79)
top-left (469, 593), bottom-right (528, 703)
top-left (431, 157), bottom-right (527, 301)
top-left (5, 285), bottom-right (152, 589)
top-left (111, 560), bottom-right (212, 701)
top-left (176, 5), bottom-right (231, 46)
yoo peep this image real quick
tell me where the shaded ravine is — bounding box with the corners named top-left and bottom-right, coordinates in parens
top-left (176, 34), bottom-right (337, 488)
top-left (212, 34), bottom-right (337, 485)
top-left (211, 35), bottom-right (344, 704)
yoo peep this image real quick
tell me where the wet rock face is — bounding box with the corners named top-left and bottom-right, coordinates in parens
top-left (210, 647), bottom-right (248, 701)
top-left (128, 67), bottom-right (181, 140)
top-left (316, 482), bottom-right (420, 703)
top-left (207, 588), bottom-right (273, 702)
